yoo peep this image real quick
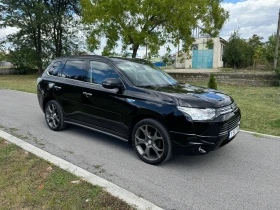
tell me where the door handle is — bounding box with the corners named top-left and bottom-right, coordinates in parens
top-left (54, 86), bottom-right (61, 90)
top-left (83, 92), bottom-right (92, 97)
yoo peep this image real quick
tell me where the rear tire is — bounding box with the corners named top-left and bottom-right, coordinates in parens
top-left (45, 100), bottom-right (66, 131)
top-left (132, 118), bottom-right (172, 165)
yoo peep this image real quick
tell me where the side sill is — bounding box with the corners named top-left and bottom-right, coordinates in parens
top-left (64, 121), bottom-right (129, 142)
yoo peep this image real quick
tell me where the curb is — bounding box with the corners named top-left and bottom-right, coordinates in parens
top-left (0, 130), bottom-right (163, 210)
top-left (240, 130), bottom-right (280, 139)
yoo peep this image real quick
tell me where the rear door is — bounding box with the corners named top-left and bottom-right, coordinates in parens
top-left (81, 59), bottom-right (128, 136)
top-left (54, 59), bottom-right (88, 122)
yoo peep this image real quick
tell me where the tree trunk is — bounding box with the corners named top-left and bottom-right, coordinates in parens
top-left (58, 26), bottom-right (63, 56)
top-left (37, 27), bottom-right (43, 74)
top-left (132, 44), bottom-right (139, 58)
top-left (54, 25), bottom-right (59, 57)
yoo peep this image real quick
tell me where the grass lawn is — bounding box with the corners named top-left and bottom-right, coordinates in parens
top-left (219, 85), bottom-right (280, 136)
top-left (0, 138), bottom-right (133, 210)
top-left (0, 74), bottom-right (38, 93)
top-left (0, 74), bottom-right (279, 136)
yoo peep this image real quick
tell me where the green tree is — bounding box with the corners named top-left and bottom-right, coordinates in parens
top-left (264, 34), bottom-right (280, 68)
top-left (0, 0), bottom-right (46, 73)
top-left (81, 0), bottom-right (229, 58)
top-left (208, 73), bottom-right (217, 90)
top-left (43, 0), bottom-right (80, 57)
top-left (223, 31), bottom-right (254, 69)
top-left (248, 34), bottom-right (263, 51)
top-left (0, 46), bottom-right (6, 61)
top-left (6, 46), bottom-right (37, 74)
top-left (248, 34), bottom-right (266, 68)
top-left (0, 0), bottom-right (82, 73)
top-left (0, 52), bottom-right (6, 62)
top-left (162, 53), bottom-right (175, 66)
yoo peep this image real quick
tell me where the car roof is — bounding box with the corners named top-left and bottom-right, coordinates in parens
top-left (54, 55), bottom-right (153, 65)
top-left (55, 55), bottom-right (109, 61)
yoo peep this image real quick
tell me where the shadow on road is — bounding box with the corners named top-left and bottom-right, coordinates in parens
top-left (66, 124), bottom-right (133, 151)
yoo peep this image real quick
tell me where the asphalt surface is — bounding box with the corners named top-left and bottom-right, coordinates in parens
top-left (0, 89), bottom-right (280, 210)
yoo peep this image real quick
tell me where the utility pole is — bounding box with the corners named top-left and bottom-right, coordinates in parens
top-left (146, 44), bottom-right (148, 59)
top-left (274, 9), bottom-right (280, 70)
top-left (177, 40), bottom-right (180, 57)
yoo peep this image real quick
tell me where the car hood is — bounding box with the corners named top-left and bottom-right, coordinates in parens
top-left (147, 84), bottom-right (234, 108)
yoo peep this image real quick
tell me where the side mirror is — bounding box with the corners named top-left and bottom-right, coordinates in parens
top-left (102, 78), bottom-right (122, 89)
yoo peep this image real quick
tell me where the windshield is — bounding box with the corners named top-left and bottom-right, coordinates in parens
top-left (115, 60), bottom-right (178, 87)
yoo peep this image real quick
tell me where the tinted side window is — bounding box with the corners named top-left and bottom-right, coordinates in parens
top-left (89, 61), bottom-right (119, 85)
top-left (48, 61), bottom-right (64, 76)
top-left (61, 60), bottom-right (89, 81)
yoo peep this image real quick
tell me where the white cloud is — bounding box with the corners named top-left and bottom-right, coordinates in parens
top-left (0, 27), bottom-right (18, 39)
top-left (221, 0), bottom-right (280, 41)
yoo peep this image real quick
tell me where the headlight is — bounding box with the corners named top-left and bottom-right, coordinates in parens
top-left (177, 106), bottom-right (216, 121)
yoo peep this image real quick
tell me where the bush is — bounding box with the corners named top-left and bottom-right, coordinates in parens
top-left (276, 66), bottom-right (280, 86)
top-left (14, 66), bottom-right (36, 74)
top-left (208, 73), bottom-right (218, 90)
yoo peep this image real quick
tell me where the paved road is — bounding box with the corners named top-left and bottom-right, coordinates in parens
top-left (1, 89), bottom-right (280, 210)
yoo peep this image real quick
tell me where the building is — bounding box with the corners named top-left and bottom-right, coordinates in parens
top-left (175, 37), bottom-right (227, 69)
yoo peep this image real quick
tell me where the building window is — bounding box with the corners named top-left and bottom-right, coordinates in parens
top-left (207, 43), bottom-right (214, 49)
top-left (192, 44), bottom-right (198, 50)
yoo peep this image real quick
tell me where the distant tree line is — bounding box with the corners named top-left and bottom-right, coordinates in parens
top-left (223, 30), bottom-right (280, 70)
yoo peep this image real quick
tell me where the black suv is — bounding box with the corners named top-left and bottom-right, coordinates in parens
top-left (37, 55), bottom-right (241, 164)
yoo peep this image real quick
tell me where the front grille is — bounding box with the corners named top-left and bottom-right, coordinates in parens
top-left (218, 103), bottom-right (238, 115)
top-left (220, 115), bottom-right (240, 133)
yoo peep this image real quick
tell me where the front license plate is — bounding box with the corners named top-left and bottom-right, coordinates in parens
top-left (229, 125), bottom-right (240, 139)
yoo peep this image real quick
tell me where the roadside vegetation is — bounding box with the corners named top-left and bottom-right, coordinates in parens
top-left (0, 138), bottom-right (133, 210)
top-left (0, 74), bottom-right (279, 136)
top-left (223, 31), bottom-right (279, 71)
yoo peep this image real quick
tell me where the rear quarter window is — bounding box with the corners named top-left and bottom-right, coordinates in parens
top-left (48, 61), bottom-right (64, 76)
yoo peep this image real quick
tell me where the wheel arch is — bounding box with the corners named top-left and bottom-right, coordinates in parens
top-left (128, 111), bottom-right (169, 143)
top-left (43, 96), bottom-right (56, 112)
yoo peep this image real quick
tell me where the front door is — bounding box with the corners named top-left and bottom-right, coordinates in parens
top-left (81, 60), bottom-right (128, 136)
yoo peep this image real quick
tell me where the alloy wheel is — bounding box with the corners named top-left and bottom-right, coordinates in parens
top-left (45, 103), bottom-right (60, 129)
top-left (135, 125), bottom-right (164, 161)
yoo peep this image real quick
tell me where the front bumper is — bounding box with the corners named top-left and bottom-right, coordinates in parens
top-left (171, 108), bottom-right (241, 155)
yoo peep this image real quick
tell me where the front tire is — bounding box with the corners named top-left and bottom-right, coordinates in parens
top-left (45, 100), bottom-right (66, 131)
top-left (132, 119), bottom-right (173, 165)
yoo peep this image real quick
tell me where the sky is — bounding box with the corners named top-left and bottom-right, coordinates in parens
top-left (0, 0), bottom-right (280, 56)
top-left (220, 0), bottom-right (280, 41)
